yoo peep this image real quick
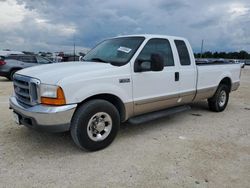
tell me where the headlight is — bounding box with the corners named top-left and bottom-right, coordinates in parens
top-left (40, 84), bottom-right (58, 98)
top-left (39, 84), bottom-right (66, 106)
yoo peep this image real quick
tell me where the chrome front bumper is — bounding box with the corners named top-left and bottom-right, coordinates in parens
top-left (9, 96), bottom-right (77, 132)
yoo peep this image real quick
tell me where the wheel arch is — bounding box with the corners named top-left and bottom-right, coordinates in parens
top-left (76, 93), bottom-right (128, 122)
top-left (10, 67), bottom-right (22, 72)
top-left (218, 77), bottom-right (232, 91)
top-left (8, 67), bottom-right (22, 80)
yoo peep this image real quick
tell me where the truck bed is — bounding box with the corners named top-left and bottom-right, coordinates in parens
top-left (194, 63), bottom-right (241, 101)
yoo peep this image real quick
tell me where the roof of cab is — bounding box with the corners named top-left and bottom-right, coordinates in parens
top-left (113, 34), bottom-right (187, 41)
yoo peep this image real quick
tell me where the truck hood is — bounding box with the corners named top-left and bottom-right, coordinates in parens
top-left (16, 61), bottom-right (119, 84)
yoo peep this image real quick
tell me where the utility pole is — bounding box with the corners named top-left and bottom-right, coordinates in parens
top-left (73, 42), bottom-right (76, 61)
top-left (200, 39), bottom-right (204, 58)
top-left (73, 35), bottom-right (76, 61)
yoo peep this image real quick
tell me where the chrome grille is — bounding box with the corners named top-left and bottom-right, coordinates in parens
top-left (13, 74), bottom-right (40, 106)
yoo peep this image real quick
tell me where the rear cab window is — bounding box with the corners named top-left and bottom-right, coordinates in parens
top-left (174, 40), bottom-right (191, 66)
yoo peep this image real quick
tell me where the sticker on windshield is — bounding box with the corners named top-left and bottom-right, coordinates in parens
top-left (117, 46), bottom-right (132, 53)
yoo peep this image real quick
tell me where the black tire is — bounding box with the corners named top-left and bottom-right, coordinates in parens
top-left (8, 70), bottom-right (18, 81)
top-left (70, 99), bottom-right (120, 151)
top-left (208, 84), bottom-right (230, 112)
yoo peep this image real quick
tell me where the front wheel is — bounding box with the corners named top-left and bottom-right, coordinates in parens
top-left (208, 84), bottom-right (230, 112)
top-left (70, 99), bottom-right (120, 151)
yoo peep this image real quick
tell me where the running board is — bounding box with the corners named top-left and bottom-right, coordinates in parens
top-left (128, 105), bottom-right (191, 124)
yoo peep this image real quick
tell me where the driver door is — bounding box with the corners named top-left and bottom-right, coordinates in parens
top-left (132, 38), bottom-right (180, 116)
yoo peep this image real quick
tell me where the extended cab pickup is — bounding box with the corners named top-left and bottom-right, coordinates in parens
top-left (9, 35), bottom-right (241, 151)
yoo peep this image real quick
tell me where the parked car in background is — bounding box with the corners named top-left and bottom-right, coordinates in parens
top-left (0, 54), bottom-right (54, 80)
top-left (236, 60), bottom-right (245, 68)
top-left (195, 59), bottom-right (210, 64)
top-left (0, 50), bottom-right (24, 56)
top-left (61, 54), bottom-right (80, 62)
top-left (245, 60), bottom-right (250, 66)
top-left (197, 58), bottom-right (245, 68)
top-left (228, 59), bottom-right (245, 68)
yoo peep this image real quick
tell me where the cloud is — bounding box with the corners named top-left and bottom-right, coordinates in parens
top-left (0, 0), bottom-right (250, 52)
top-left (158, 0), bottom-right (189, 13)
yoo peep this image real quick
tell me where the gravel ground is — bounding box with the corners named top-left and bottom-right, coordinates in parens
top-left (0, 67), bottom-right (250, 188)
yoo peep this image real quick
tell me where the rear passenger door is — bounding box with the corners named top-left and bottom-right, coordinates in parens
top-left (132, 38), bottom-right (180, 115)
top-left (174, 40), bottom-right (196, 104)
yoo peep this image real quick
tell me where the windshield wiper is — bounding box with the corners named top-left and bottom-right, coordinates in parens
top-left (90, 58), bottom-right (108, 63)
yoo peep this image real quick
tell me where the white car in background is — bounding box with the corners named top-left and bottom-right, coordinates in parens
top-left (231, 59), bottom-right (245, 68)
top-left (0, 50), bottom-right (24, 56)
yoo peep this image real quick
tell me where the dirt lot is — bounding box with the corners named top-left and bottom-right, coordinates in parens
top-left (0, 68), bottom-right (250, 188)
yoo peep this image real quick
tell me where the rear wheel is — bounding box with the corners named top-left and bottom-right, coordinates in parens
top-left (208, 84), bottom-right (229, 112)
top-left (70, 99), bottom-right (120, 151)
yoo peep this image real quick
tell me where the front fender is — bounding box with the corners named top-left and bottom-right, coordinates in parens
top-left (61, 80), bottom-right (133, 105)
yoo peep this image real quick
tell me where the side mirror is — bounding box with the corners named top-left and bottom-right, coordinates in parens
top-left (150, 53), bottom-right (164, 71)
top-left (134, 53), bottom-right (164, 72)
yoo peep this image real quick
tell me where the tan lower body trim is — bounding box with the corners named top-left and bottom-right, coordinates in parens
top-left (125, 86), bottom-right (221, 120)
top-left (231, 81), bottom-right (240, 91)
top-left (134, 96), bottom-right (179, 116)
top-left (124, 102), bottom-right (134, 121)
top-left (193, 86), bottom-right (217, 101)
top-left (133, 90), bottom-right (196, 116)
top-left (179, 90), bottom-right (196, 104)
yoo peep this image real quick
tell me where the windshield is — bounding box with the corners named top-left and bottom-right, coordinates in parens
top-left (83, 37), bottom-right (145, 66)
top-left (36, 56), bottom-right (53, 64)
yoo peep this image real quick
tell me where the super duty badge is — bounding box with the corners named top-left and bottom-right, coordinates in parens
top-left (119, 78), bottom-right (130, 83)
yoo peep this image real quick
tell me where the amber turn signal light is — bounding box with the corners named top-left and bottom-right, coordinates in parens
top-left (41, 87), bottom-right (66, 106)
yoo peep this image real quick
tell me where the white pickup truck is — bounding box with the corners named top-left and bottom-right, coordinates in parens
top-left (9, 35), bottom-right (241, 151)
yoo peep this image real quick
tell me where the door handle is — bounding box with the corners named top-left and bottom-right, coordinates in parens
top-left (175, 72), bottom-right (179, 81)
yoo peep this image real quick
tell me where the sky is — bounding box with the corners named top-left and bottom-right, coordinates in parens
top-left (0, 0), bottom-right (250, 53)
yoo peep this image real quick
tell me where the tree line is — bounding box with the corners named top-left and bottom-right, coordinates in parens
top-left (194, 50), bottom-right (250, 59)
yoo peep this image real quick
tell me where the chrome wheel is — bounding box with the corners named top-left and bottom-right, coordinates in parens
top-left (218, 90), bottom-right (227, 107)
top-left (87, 112), bottom-right (112, 142)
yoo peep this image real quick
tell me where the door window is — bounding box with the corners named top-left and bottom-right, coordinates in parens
top-left (6, 55), bottom-right (21, 61)
top-left (36, 56), bottom-right (52, 64)
top-left (136, 38), bottom-right (174, 67)
top-left (20, 56), bottom-right (37, 63)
